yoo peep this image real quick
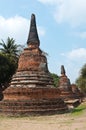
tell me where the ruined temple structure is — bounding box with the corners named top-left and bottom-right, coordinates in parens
top-left (58, 65), bottom-right (72, 93)
top-left (58, 65), bottom-right (81, 108)
top-left (0, 14), bottom-right (67, 115)
top-left (71, 84), bottom-right (84, 100)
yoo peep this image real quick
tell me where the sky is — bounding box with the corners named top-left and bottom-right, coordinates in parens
top-left (0, 0), bottom-right (86, 83)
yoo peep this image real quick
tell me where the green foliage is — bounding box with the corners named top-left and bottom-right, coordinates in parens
top-left (71, 102), bottom-right (86, 116)
top-left (0, 37), bottom-right (23, 88)
top-left (76, 77), bottom-right (86, 93)
top-left (50, 73), bottom-right (59, 87)
top-left (80, 64), bottom-right (86, 77)
top-left (76, 64), bottom-right (86, 93)
top-left (0, 37), bottom-right (22, 58)
top-left (0, 53), bottom-right (16, 85)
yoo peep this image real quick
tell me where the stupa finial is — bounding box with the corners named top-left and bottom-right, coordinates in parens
top-left (61, 65), bottom-right (66, 76)
top-left (27, 14), bottom-right (40, 46)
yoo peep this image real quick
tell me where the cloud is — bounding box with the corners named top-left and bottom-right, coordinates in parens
top-left (61, 48), bottom-right (86, 60)
top-left (60, 48), bottom-right (86, 82)
top-left (38, 0), bottom-right (86, 26)
top-left (38, 0), bottom-right (58, 4)
top-left (0, 16), bottom-right (45, 45)
top-left (74, 32), bottom-right (86, 39)
top-left (38, 26), bottom-right (45, 36)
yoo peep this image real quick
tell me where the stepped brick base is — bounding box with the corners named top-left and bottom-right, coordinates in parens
top-left (59, 90), bottom-right (82, 108)
top-left (59, 91), bottom-right (76, 100)
top-left (0, 87), bottom-right (67, 116)
top-left (10, 71), bottom-right (54, 88)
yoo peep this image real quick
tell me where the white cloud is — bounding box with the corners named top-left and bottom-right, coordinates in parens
top-left (38, 0), bottom-right (58, 4)
top-left (61, 48), bottom-right (86, 60)
top-left (38, 0), bottom-right (86, 26)
top-left (74, 32), bottom-right (86, 39)
top-left (60, 48), bottom-right (86, 82)
top-left (0, 16), bottom-right (45, 45)
top-left (79, 32), bottom-right (86, 39)
top-left (38, 26), bottom-right (45, 36)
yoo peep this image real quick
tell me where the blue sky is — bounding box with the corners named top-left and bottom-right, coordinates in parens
top-left (0, 0), bottom-right (86, 83)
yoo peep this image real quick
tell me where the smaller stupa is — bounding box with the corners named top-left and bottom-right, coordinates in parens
top-left (59, 65), bottom-right (72, 92)
top-left (58, 65), bottom-right (81, 108)
top-left (59, 66), bottom-right (77, 99)
top-left (71, 84), bottom-right (84, 100)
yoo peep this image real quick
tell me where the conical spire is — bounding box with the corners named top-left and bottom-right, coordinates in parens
top-left (27, 14), bottom-right (40, 46)
top-left (61, 65), bottom-right (66, 76)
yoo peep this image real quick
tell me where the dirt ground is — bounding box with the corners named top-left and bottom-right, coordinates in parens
top-left (0, 113), bottom-right (86, 130)
top-left (0, 103), bottom-right (86, 130)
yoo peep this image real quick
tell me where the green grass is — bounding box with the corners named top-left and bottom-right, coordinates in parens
top-left (71, 102), bottom-right (86, 116)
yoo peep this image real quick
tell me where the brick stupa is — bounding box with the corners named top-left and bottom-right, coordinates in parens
top-left (71, 84), bottom-right (84, 100)
top-left (58, 65), bottom-right (72, 93)
top-left (58, 65), bottom-right (81, 108)
top-left (0, 14), bottom-right (67, 115)
top-left (58, 65), bottom-right (78, 100)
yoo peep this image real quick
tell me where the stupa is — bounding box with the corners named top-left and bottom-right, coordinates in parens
top-left (71, 84), bottom-right (84, 100)
top-left (58, 65), bottom-right (81, 108)
top-left (0, 14), bottom-right (67, 115)
top-left (58, 65), bottom-right (72, 92)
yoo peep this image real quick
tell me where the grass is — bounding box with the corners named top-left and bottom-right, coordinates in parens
top-left (70, 102), bottom-right (86, 116)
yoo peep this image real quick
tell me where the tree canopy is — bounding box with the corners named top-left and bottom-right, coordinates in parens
top-left (0, 53), bottom-right (16, 86)
top-left (76, 64), bottom-right (86, 94)
top-left (0, 37), bottom-right (23, 89)
top-left (50, 73), bottom-right (59, 87)
top-left (0, 37), bottom-right (21, 57)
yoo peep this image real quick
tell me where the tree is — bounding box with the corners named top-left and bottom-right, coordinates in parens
top-left (76, 64), bottom-right (86, 94)
top-left (0, 37), bottom-right (23, 89)
top-left (0, 53), bottom-right (16, 89)
top-left (80, 64), bottom-right (86, 78)
top-left (50, 73), bottom-right (59, 87)
top-left (0, 37), bottom-right (22, 62)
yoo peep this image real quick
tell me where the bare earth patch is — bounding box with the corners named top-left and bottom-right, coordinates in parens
top-left (0, 101), bottom-right (86, 130)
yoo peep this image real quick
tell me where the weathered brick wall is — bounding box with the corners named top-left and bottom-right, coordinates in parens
top-left (18, 47), bottom-right (48, 72)
top-left (3, 87), bottom-right (61, 101)
top-left (59, 76), bottom-right (71, 87)
top-left (0, 87), bottom-right (67, 115)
